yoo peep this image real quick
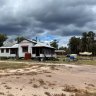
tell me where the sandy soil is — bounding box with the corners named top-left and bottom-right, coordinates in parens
top-left (0, 62), bottom-right (96, 96)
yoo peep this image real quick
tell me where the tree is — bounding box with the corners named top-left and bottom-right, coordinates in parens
top-left (68, 37), bottom-right (81, 54)
top-left (0, 33), bottom-right (7, 46)
top-left (50, 40), bottom-right (58, 49)
top-left (81, 31), bottom-right (95, 52)
top-left (81, 32), bottom-right (88, 51)
top-left (59, 46), bottom-right (68, 50)
top-left (15, 36), bottom-right (25, 43)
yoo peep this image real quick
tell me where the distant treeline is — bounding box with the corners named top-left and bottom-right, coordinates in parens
top-left (68, 31), bottom-right (96, 56)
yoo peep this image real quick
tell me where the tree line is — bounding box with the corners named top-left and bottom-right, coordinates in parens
top-left (68, 31), bottom-right (96, 55)
top-left (50, 31), bottom-right (96, 56)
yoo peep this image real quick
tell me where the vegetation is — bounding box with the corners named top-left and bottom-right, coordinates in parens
top-left (15, 36), bottom-right (25, 43)
top-left (50, 40), bottom-right (58, 49)
top-left (0, 62), bottom-right (27, 70)
top-left (69, 37), bottom-right (81, 54)
top-left (0, 33), bottom-right (7, 46)
top-left (68, 31), bottom-right (96, 55)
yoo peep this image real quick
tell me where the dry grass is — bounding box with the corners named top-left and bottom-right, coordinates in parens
top-left (0, 92), bottom-right (5, 95)
top-left (33, 84), bottom-right (39, 88)
top-left (62, 85), bottom-right (79, 92)
top-left (75, 91), bottom-right (96, 96)
top-left (0, 62), bottom-right (27, 70)
top-left (4, 85), bottom-right (12, 89)
top-left (44, 92), bottom-right (51, 96)
top-left (26, 72), bottom-right (37, 75)
top-left (7, 94), bottom-right (14, 96)
top-left (38, 79), bottom-right (46, 86)
top-left (44, 92), bottom-right (66, 96)
top-left (62, 84), bottom-right (96, 96)
top-left (45, 55), bottom-right (96, 65)
top-left (75, 60), bottom-right (96, 65)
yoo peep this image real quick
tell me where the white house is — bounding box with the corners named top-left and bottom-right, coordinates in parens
top-left (0, 39), bottom-right (55, 59)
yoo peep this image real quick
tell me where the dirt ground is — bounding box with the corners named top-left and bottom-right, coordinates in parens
top-left (0, 62), bottom-right (96, 96)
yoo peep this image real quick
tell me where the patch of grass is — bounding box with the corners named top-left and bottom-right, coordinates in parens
top-left (44, 92), bottom-right (51, 96)
top-left (0, 92), bottom-right (5, 95)
top-left (4, 85), bottom-right (12, 89)
top-left (62, 85), bottom-right (80, 92)
top-left (62, 84), bottom-right (96, 96)
top-left (26, 72), bottom-right (37, 75)
top-left (0, 62), bottom-right (27, 70)
top-left (33, 84), bottom-right (39, 88)
top-left (45, 55), bottom-right (96, 65)
top-left (7, 94), bottom-right (14, 96)
top-left (75, 60), bottom-right (96, 65)
top-left (75, 92), bottom-right (96, 96)
top-left (45, 92), bottom-right (66, 96)
top-left (38, 79), bottom-right (46, 86)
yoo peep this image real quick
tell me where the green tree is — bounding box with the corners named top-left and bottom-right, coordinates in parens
top-left (59, 46), bottom-right (68, 51)
top-left (15, 36), bottom-right (25, 43)
top-left (50, 40), bottom-right (58, 49)
top-left (68, 37), bottom-right (81, 54)
top-left (81, 31), bottom-right (96, 55)
top-left (0, 34), bottom-right (7, 46)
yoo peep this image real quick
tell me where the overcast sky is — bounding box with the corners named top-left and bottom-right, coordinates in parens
top-left (0, 0), bottom-right (96, 47)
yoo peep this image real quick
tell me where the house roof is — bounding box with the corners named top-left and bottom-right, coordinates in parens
top-left (33, 42), bottom-right (54, 49)
top-left (0, 38), bottom-right (36, 49)
top-left (11, 44), bottom-right (19, 48)
top-left (3, 40), bottom-right (17, 47)
top-left (0, 44), bottom-right (19, 49)
top-left (20, 39), bottom-right (37, 44)
top-left (55, 50), bottom-right (65, 53)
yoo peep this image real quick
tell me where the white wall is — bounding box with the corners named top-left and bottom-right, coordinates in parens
top-left (18, 40), bottom-right (35, 57)
top-left (0, 49), bottom-right (16, 57)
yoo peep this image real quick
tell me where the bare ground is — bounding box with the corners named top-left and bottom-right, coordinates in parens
top-left (0, 61), bottom-right (96, 96)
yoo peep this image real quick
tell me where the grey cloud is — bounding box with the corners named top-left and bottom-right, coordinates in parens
top-left (0, 0), bottom-right (96, 38)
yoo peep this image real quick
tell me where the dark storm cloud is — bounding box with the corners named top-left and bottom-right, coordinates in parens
top-left (0, 0), bottom-right (96, 38)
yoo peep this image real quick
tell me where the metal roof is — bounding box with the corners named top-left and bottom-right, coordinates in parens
top-left (3, 41), bottom-right (17, 47)
top-left (55, 50), bottom-right (65, 52)
top-left (11, 44), bottom-right (19, 48)
top-left (0, 44), bottom-right (19, 49)
top-left (20, 39), bottom-right (37, 44)
top-left (34, 42), bottom-right (54, 49)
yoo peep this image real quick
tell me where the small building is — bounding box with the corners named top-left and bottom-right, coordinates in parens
top-left (0, 39), bottom-right (55, 59)
top-left (55, 50), bottom-right (66, 55)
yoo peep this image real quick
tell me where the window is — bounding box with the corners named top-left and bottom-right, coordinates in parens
top-left (6, 49), bottom-right (9, 53)
top-left (22, 46), bottom-right (28, 53)
top-left (1, 49), bottom-right (4, 53)
top-left (10, 49), bottom-right (18, 54)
